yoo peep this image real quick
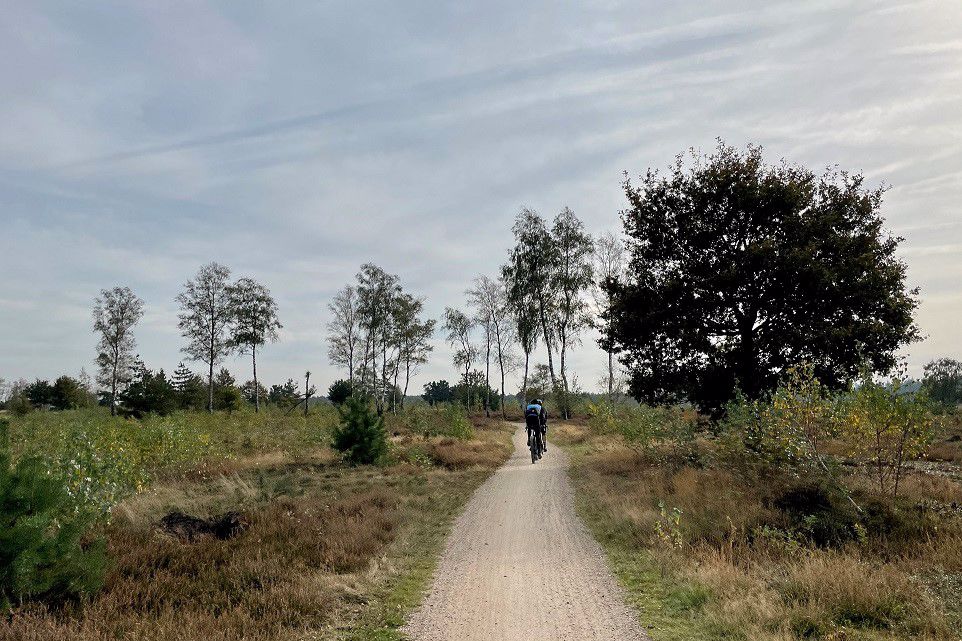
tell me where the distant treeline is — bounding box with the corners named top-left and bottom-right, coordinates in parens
top-left (3, 140), bottom-right (950, 419)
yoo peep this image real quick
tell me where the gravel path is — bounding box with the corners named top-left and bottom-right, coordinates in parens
top-left (403, 424), bottom-right (649, 641)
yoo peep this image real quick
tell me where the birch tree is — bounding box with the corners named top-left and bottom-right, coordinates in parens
top-left (502, 208), bottom-right (552, 403)
top-left (176, 262), bottom-right (235, 413)
top-left (443, 307), bottom-right (476, 404)
top-left (468, 275), bottom-right (515, 418)
top-left (591, 231), bottom-right (627, 397)
top-left (92, 286), bottom-right (145, 416)
top-left (356, 264), bottom-right (401, 413)
top-left (327, 285), bottom-right (362, 384)
top-left (228, 277), bottom-right (281, 412)
top-left (392, 294), bottom-right (435, 410)
top-left (550, 207), bottom-right (594, 414)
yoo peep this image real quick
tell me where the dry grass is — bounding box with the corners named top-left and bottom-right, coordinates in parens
top-left (0, 416), bottom-right (515, 641)
top-left (426, 437), bottom-right (511, 469)
top-left (560, 418), bottom-right (962, 640)
top-left (4, 486), bottom-right (398, 640)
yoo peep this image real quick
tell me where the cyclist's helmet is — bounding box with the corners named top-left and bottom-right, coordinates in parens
top-left (534, 399), bottom-right (543, 405)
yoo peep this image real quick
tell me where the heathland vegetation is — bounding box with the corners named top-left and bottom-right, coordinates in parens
top-left (0, 141), bottom-right (959, 639)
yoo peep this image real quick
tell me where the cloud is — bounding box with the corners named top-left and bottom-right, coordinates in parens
top-left (1, 0), bottom-right (960, 386)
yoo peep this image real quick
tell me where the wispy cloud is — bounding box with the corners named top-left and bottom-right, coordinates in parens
top-left (1, 0), bottom-right (961, 384)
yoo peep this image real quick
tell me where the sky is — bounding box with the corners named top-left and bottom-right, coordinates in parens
top-left (1, 0), bottom-right (961, 395)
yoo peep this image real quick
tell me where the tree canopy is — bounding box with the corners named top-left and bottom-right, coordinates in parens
top-left (606, 142), bottom-right (919, 416)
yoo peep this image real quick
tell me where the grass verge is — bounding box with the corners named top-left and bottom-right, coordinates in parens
top-left (0, 413), bottom-right (513, 640)
top-left (553, 421), bottom-right (962, 641)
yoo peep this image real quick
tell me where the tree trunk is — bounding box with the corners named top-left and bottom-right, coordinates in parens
top-left (304, 372), bottom-right (311, 418)
top-left (208, 361), bottom-right (214, 414)
top-left (558, 326), bottom-right (570, 419)
top-left (253, 344), bottom-right (259, 413)
top-left (381, 341), bottom-right (386, 412)
top-left (607, 347), bottom-right (614, 397)
top-left (537, 298), bottom-right (557, 389)
top-left (521, 351), bottom-right (530, 408)
top-left (403, 356), bottom-right (412, 409)
top-left (498, 347), bottom-right (506, 420)
top-left (484, 329), bottom-right (491, 418)
top-left (348, 342), bottom-right (354, 387)
top-left (110, 357), bottom-right (118, 417)
top-left (391, 351), bottom-right (401, 414)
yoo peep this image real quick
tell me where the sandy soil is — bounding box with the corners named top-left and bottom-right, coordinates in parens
top-left (403, 424), bottom-right (649, 641)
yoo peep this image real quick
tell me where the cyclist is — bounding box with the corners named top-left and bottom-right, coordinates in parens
top-left (525, 398), bottom-right (548, 454)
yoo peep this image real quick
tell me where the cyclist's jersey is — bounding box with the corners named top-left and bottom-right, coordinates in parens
top-left (525, 403), bottom-right (547, 429)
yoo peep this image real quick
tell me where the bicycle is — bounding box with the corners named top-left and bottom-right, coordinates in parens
top-left (528, 426), bottom-right (544, 463)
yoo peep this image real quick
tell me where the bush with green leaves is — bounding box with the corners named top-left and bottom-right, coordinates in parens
top-left (388, 404), bottom-right (475, 440)
top-left (332, 397), bottom-right (388, 465)
top-left (836, 376), bottom-right (935, 499)
top-left (587, 400), bottom-right (696, 458)
top-left (721, 366), bottom-right (837, 474)
top-left (0, 420), bottom-right (106, 610)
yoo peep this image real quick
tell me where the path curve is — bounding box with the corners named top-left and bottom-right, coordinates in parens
top-left (404, 424), bottom-right (649, 641)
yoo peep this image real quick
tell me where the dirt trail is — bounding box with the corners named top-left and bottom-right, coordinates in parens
top-left (404, 424), bottom-right (649, 641)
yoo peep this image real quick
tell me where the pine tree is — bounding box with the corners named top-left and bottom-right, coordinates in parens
top-left (332, 397), bottom-right (387, 465)
top-left (0, 420), bottom-right (107, 609)
top-left (171, 362), bottom-right (194, 393)
top-left (172, 362), bottom-right (205, 411)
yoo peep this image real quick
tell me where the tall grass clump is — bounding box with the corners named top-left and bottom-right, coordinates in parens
top-left (389, 404), bottom-right (474, 440)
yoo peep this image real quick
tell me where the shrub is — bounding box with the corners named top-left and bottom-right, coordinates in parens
top-left (836, 376), bottom-right (936, 500)
top-left (440, 404), bottom-right (474, 439)
top-left (393, 404), bottom-right (474, 440)
top-left (51, 375), bottom-right (93, 410)
top-left (0, 420), bottom-right (106, 609)
top-left (121, 365), bottom-right (177, 417)
top-left (332, 397), bottom-right (388, 465)
top-left (588, 401), bottom-right (696, 460)
top-left (721, 366), bottom-right (837, 474)
top-left (218, 387), bottom-right (245, 414)
top-left (771, 481), bottom-right (862, 547)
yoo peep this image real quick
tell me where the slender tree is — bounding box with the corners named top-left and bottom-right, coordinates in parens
top-left (356, 264), bottom-right (401, 413)
top-left (502, 209), bottom-right (546, 405)
top-left (92, 286), bottom-right (145, 416)
top-left (303, 371), bottom-right (314, 417)
top-left (392, 294), bottom-right (435, 410)
top-left (550, 207), bottom-right (594, 415)
top-left (228, 277), bottom-right (281, 413)
top-left (443, 307), bottom-right (476, 406)
top-left (327, 285), bottom-right (362, 385)
top-left (176, 262), bottom-right (235, 413)
top-left (468, 280), bottom-right (494, 418)
top-left (591, 231), bottom-right (627, 397)
top-left (468, 276), bottom-right (515, 418)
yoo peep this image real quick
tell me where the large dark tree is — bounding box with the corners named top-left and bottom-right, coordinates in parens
top-left (607, 142), bottom-right (919, 416)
